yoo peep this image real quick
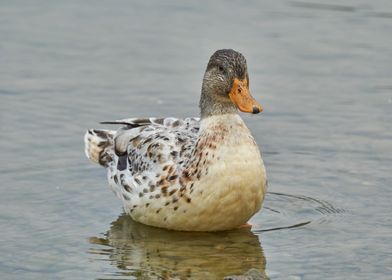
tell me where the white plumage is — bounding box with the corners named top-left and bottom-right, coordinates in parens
top-left (84, 49), bottom-right (267, 231)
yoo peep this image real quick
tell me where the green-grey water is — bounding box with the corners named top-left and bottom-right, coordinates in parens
top-left (1, 0), bottom-right (391, 279)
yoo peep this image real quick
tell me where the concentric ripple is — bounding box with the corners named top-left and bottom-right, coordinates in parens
top-left (253, 192), bottom-right (347, 233)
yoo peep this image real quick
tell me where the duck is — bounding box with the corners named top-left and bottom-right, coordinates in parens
top-left (84, 49), bottom-right (267, 231)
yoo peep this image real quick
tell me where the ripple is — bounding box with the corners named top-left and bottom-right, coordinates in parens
top-left (290, 1), bottom-right (356, 13)
top-left (253, 192), bottom-right (347, 233)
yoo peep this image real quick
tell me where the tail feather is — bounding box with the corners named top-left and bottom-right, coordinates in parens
top-left (84, 129), bottom-right (114, 166)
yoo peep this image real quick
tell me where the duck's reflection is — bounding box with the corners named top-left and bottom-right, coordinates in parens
top-left (89, 214), bottom-right (268, 279)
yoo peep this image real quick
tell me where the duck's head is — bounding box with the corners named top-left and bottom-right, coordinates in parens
top-left (199, 49), bottom-right (263, 118)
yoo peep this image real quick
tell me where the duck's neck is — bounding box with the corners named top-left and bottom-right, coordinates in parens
top-left (199, 83), bottom-right (237, 119)
top-left (199, 113), bottom-right (250, 145)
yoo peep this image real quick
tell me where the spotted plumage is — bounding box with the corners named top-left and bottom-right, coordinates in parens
top-left (84, 49), bottom-right (267, 231)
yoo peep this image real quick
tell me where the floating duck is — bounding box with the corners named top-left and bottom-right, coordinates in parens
top-left (84, 49), bottom-right (267, 231)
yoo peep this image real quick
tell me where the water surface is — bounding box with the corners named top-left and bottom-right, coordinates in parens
top-left (1, 0), bottom-right (391, 279)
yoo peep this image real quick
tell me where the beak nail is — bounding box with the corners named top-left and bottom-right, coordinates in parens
top-left (252, 106), bottom-right (260, 114)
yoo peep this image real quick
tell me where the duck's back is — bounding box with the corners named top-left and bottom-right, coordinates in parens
top-left (84, 117), bottom-right (201, 215)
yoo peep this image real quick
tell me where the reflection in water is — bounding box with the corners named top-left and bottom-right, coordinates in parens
top-left (89, 214), bottom-right (268, 279)
top-left (88, 192), bottom-right (345, 279)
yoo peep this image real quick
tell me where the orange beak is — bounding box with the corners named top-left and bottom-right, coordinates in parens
top-left (229, 78), bottom-right (263, 114)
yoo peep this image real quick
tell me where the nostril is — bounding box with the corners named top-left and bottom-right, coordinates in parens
top-left (252, 106), bottom-right (260, 114)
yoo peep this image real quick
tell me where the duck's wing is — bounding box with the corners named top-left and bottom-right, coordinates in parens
top-left (106, 117), bottom-right (200, 158)
top-left (104, 117), bottom-right (200, 200)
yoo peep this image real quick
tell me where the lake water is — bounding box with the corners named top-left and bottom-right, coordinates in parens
top-left (1, 0), bottom-right (391, 279)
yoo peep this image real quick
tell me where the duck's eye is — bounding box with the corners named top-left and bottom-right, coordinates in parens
top-left (217, 66), bottom-right (225, 73)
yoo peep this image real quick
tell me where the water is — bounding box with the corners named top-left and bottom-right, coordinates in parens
top-left (1, 0), bottom-right (391, 279)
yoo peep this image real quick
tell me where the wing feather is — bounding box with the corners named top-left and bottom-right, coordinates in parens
top-left (105, 117), bottom-right (200, 204)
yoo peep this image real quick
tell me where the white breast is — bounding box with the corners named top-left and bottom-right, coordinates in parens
top-left (167, 114), bottom-right (267, 231)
